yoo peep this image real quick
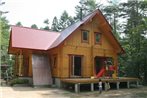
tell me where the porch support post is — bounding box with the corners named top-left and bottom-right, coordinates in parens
top-left (116, 82), bottom-right (120, 90)
top-left (19, 50), bottom-right (22, 76)
top-left (127, 81), bottom-right (130, 88)
top-left (91, 83), bottom-right (94, 91)
top-left (136, 81), bottom-right (139, 87)
top-left (104, 82), bottom-right (107, 91)
top-left (75, 83), bottom-right (80, 93)
top-left (28, 53), bottom-right (32, 77)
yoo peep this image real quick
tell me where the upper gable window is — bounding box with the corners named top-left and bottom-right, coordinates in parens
top-left (95, 32), bottom-right (102, 44)
top-left (82, 30), bottom-right (89, 43)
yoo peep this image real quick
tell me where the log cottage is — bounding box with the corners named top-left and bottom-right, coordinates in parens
top-left (8, 9), bottom-right (125, 87)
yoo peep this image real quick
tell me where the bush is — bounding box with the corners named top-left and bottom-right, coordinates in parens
top-left (10, 78), bottom-right (29, 86)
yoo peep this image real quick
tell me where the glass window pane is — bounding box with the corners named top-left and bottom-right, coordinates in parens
top-left (95, 33), bottom-right (101, 43)
top-left (83, 31), bottom-right (88, 41)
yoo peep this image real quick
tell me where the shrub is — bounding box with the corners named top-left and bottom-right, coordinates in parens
top-left (10, 78), bottom-right (29, 86)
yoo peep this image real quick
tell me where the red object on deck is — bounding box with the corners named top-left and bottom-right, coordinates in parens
top-left (109, 66), bottom-right (115, 71)
top-left (96, 67), bottom-right (106, 78)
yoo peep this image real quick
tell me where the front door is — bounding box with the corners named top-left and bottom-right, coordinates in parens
top-left (70, 55), bottom-right (82, 77)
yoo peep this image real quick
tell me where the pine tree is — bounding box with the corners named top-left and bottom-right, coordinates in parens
top-left (119, 0), bottom-right (147, 84)
top-left (75, 0), bottom-right (100, 20)
top-left (58, 11), bottom-right (74, 31)
top-left (43, 19), bottom-right (50, 30)
top-left (51, 17), bottom-right (59, 32)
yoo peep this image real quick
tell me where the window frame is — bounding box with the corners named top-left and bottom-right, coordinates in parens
top-left (81, 30), bottom-right (89, 43)
top-left (94, 32), bottom-right (102, 44)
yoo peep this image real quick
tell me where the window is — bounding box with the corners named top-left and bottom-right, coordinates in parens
top-left (95, 32), bottom-right (101, 44)
top-left (82, 30), bottom-right (89, 43)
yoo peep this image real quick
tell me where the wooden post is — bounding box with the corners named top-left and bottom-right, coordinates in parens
top-left (127, 81), bottom-right (130, 88)
top-left (116, 82), bottom-right (120, 90)
top-left (104, 82), bottom-right (107, 91)
top-left (113, 56), bottom-right (118, 77)
top-left (19, 50), bottom-right (22, 76)
top-left (75, 83), bottom-right (80, 93)
top-left (136, 81), bottom-right (139, 87)
top-left (91, 83), bottom-right (94, 91)
top-left (28, 53), bottom-right (32, 76)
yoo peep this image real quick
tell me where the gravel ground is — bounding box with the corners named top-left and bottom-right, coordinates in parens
top-left (1, 86), bottom-right (147, 98)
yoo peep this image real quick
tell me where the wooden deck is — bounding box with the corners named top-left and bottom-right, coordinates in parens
top-left (61, 77), bottom-right (139, 84)
top-left (61, 77), bottom-right (140, 93)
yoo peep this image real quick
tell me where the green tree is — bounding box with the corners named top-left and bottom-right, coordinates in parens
top-left (16, 22), bottom-right (23, 26)
top-left (75, 0), bottom-right (100, 20)
top-left (31, 24), bottom-right (38, 29)
top-left (103, 2), bottom-right (120, 40)
top-left (58, 11), bottom-right (74, 31)
top-left (43, 19), bottom-right (50, 30)
top-left (118, 0), bottom-right (147, 84)
top-left (0, 1), bottom-right (14, 80)
top-left (0, 16), bottom-right (10, 64)
top-left (51, 16), bottom-right (59, 32)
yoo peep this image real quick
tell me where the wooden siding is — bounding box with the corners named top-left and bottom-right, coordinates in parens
top-left (48, 45), bottom-right (63, 78)
top-left (59, 15), bottom-right (118, 78)
top-left (15, 15), bottom-right (119, 78)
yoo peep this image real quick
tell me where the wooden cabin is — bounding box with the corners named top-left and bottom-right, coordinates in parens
top-left (8, 9), bottom-right (124, 87)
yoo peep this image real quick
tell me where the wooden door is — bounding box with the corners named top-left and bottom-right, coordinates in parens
top-left (32, 54), bottom-right (52, 86)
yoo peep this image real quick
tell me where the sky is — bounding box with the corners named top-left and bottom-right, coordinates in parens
top-left (1, 0), bottom-right (125, 28)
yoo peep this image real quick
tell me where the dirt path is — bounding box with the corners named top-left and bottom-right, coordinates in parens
top-left (1, 86), bottom-right (147, 98)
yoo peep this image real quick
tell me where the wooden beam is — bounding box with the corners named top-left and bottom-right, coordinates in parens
top-left (28, 53), bottom-right (32, 76)
top-left (18, 50), bottom-right (22, 76)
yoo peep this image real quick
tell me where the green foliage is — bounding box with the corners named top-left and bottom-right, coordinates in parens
top-left (10, 78), bottom-right (29, 86)
top-left (103, 3), bottom-right (120, 40)
top-left (51, 16), bottom-right (59, 32)
top-left (58, 11), bottom-right (74, 31)
top-left (43, 19), bottom-right (50, 30)
top-left (31, 24), bottom-right (38, 29)
top-left (75, 0), bottom-right (100, 20)
top-left (117, 0), bottom-right (147, 85)
top-left (16, 22), bottom-right (23, 26)
top-left (0, 16), bottom-right (10, 64)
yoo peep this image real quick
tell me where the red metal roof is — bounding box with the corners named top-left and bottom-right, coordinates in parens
top-left (10, 9), bottom-right (124, 53)
top-left (11, 26), bottom-right (60, 50)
